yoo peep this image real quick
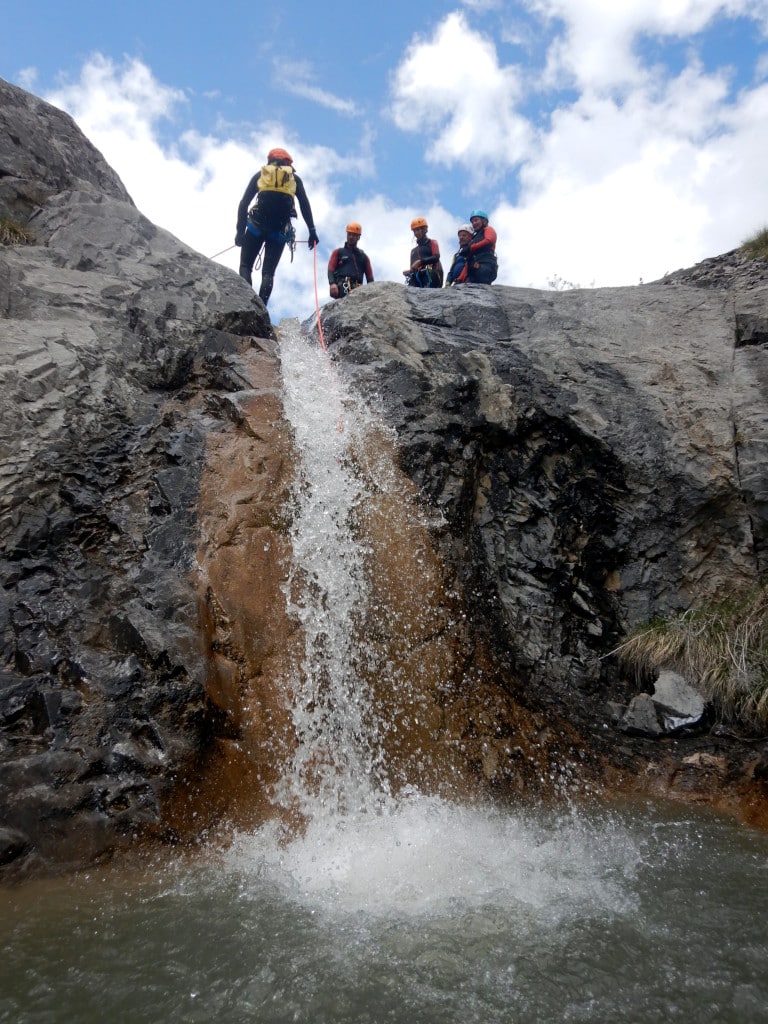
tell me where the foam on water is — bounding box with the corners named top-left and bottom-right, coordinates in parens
top-left (225, 792), bottom-right (640, 922)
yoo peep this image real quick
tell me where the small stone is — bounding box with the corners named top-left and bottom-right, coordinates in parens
top-left (620, 694), bottom-right (663, 737)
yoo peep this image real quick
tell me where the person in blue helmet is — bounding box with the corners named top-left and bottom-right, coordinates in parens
top-left (462, 209), bottom-right (498, 284)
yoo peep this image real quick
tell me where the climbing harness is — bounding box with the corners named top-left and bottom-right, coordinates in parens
top-left (406, 266), bottom-right (442, 289)
top-left (338, 277), bottom-right (360, 296)
top-left (244, 218), bottom-right (297, 262)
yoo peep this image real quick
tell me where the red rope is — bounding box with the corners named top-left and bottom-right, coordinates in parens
top-left (311, 241), bottom-right (328, 351)
top-left (310, 242), bottom-right (343, 432)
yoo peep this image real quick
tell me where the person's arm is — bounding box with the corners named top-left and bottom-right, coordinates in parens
top-left (235, 175), bottom-right (260, 241)
top-left (363, 255), bottom-right (374, 283)
top-left (421, 239), bottom-right (441, 266)
top-left (327, 249), bottom-right (341, 285)
top-left (469, 226), bottom-right (497, 255)
top-left (294, 175), bottom-right (319, 248)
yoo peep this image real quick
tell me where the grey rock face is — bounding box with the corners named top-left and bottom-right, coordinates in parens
top-left (0, 77), bottom-right (272, 874)
top-left (319, 278), bottom-right (767, 738)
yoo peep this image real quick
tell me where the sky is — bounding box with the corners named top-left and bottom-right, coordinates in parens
top-left (3, 0), bottom-right (768, 321)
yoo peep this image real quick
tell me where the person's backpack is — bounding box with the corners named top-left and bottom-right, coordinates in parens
top-left (257, 163), bottom-right (297, 196)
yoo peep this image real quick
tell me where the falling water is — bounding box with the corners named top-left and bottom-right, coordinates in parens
top-left (273, 320), bottom-right (389, 820)
top-left (2, 322), bottom-right (768, 1023)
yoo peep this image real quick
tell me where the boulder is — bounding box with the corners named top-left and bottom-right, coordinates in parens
top-left (652, 670), bottom-right (706, 731)
top-left (620, 694), bottom-right (663, 738)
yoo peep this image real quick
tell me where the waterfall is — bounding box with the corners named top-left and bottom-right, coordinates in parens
top-left (275, 320), bottom-right (390, 819)
top-left (223, 322), bottom-right (642, 923)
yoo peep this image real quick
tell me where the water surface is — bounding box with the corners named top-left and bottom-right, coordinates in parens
top-left (1, 798), bottom-right (766, 1023)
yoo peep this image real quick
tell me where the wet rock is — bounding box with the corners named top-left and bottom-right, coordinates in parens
top-left (620, 694), bottom-right (663, 738)
top-left (681, 752), bottom-right (728, 775)
top-left (319, 268), bottom-right (768, 805)
top-left (0, 826), bottom-right (31, 866)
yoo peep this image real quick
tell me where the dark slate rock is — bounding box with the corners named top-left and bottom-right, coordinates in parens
top-left (0, 77), bottom-right (274, 874)
top-left (318, 275), bottom-right (768, 745)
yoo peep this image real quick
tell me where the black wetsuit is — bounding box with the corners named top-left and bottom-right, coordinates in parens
top-left (407, 237), bottom-right (443, 287)
top-left (235, 166), bottom-right (316, 305)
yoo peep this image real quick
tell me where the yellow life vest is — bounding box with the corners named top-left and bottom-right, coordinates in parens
top-left (257, 163), bottom-right (297, 196)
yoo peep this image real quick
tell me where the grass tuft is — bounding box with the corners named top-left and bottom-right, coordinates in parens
top-left (614, 585), bottom-right (768, 731)
top-left (741, 226), bottom-right (768, 262)
top-left (0, 218), bottom-right (33, 245)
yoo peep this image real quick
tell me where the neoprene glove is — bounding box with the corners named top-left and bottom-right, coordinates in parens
top-left (308, 228), bottom-right (319, 250)
top-left (235, 230), bottom-right (245, 247)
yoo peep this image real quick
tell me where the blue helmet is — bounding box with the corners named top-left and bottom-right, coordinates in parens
top-left (470, 209), bottom-right (489, 220)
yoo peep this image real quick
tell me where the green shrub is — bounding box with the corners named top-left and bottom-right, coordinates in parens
top-left (0, 217), bottom-right (33, 245)
top-left (741, 226), bottom-right (768, 261)
top-left (615, 584), bottom-right (768, 731)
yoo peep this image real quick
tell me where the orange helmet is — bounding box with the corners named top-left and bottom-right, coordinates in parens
top-left (267, 147), bottom-right (293, 164)
top-left (410, 216), bottom-right (428, 231)
top-left (346, 222), bottom-right (362, 235)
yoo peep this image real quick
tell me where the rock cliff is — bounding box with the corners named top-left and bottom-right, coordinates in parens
top-left (317, 269), bottom-right (768, 817)
top-left (2, 77), bottom-right (767, 876)
top-left (0, 77), bottom-right (276, 874)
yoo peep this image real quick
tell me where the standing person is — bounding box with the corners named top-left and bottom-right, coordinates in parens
top-left (463, 209), bottom-right (498, 284)
top-left (234, 147), bottom-right (319, 306)
top-left (445, 224), bottom-right (474, 286)
top-left (404, 217), bottom-right (443, 288)
top-left (327, 223), bottom-right (374, 298)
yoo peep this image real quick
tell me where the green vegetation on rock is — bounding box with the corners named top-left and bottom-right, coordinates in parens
top-left (617, 585), bottom-right (768, 731)
top-left (0, 218), bottom-right (33, 245)
top-left (741, 226), bottom-right (768, 261)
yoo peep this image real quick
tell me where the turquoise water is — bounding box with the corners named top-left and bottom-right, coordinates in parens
top-left (1, 798), bottom-right (766, 1024)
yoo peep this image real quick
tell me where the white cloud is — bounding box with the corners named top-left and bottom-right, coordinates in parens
top-left (17, 66), bottom-right (38, 91)
top-left (274, 61), bottom-right (359, 116)
top-left (492, 70), bottom-right (768, 289)
top-left (48, 54), bottom-right (187, 136)
top-left (527, 0), bottom-right (768, 92)
top-left (387, 4), bottom-right (768, 290)
top-left (389, 11), bottom-right (534, 171)
top-left (32, 14), bottom-right (768, 326)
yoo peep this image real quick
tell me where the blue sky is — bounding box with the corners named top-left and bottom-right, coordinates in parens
top-left (3, 0), bottom-right (768, 320)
